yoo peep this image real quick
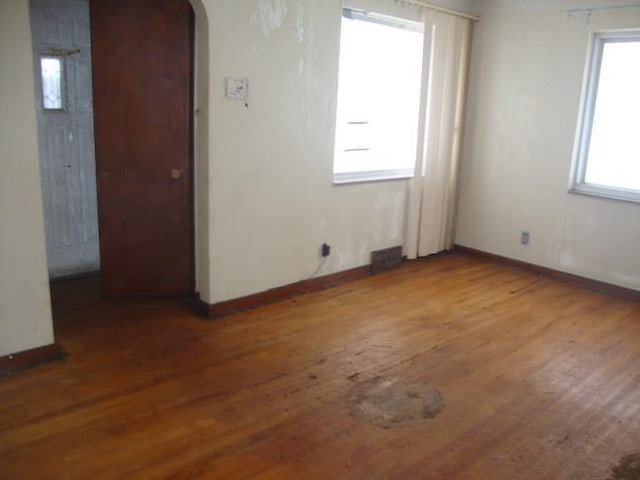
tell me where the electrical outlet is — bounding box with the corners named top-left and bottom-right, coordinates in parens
top-left (521, 231), bottom-right (530, 245)
top-left (321, 243), bottom-right (331, 257)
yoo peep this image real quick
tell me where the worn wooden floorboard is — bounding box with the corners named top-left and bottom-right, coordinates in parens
top-left (1, 254), bottom-right (639, 479)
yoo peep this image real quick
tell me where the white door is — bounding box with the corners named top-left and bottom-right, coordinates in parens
top-left (29, 0), bottom-right (100, 278)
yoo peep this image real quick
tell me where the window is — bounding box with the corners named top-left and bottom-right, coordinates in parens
top-left (40, 56), bottom-right (65, 110)
top-left (571, 31), bottom-right (640, 203)
top-left (333, 9), bottom-right (424, 183)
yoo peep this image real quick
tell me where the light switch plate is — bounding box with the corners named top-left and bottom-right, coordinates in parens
top-left (225, 77), bottom-right (249, 100)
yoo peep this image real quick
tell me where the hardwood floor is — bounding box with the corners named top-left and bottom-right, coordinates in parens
top-left (1, 253), bottom-right (639, 479)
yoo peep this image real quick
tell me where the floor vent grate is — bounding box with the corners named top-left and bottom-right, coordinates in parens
top-left (370, 246), bottom-right (403, 274)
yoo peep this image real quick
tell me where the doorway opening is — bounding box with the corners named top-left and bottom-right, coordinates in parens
top-left (30, 0), bottom-right (100, 281)
top-left (30, 0), bottom-right (197, 298)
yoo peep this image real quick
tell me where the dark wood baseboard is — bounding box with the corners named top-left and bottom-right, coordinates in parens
top-left (0, 343), bottom-right (66, 375)
top-left (199, 265), bottom-right (371, 318)
top-left (197, 245), bottom-right (638, 319)
top-left (454, 244), bottom-right (640, 302)
top-left (193, 293), bottom-right (212, 318)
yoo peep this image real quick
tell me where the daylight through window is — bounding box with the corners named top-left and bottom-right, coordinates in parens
top-left (572, 31), bottom-right (640, 202)
top-left (333, 9), bottom-right (424, 183)
top-left (41, 56), bottom-right (64, 110)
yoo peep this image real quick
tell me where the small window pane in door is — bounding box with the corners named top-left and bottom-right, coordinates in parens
top-left (41, 56), bottom-right (64, 110)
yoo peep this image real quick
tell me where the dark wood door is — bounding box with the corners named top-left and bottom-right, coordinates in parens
top-left (90, 0), bottom-right (194, 296)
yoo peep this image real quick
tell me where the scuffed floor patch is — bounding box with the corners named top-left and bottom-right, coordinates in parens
top-left (348, 376), bottom-right (445, 429)
top-left (609, 452), bottom-right (640, 480)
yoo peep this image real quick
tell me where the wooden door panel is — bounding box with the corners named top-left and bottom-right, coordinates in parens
top-left (91, 0), bottom-right (193, 296)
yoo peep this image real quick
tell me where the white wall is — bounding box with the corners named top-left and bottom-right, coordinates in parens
top-left (204, 0), bottom-right (405, 303)
top-left (456, 0), bottom-right (640, 290)
top-left (201, 0), bottom-right (476, 303)
top-left (201, 0), bottom-right (477, 303)
top-left (0, 0), bottom-right (55, 356)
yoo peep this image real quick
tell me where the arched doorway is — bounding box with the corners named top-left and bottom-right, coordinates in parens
top-left (30, 0), bottom-right (210, 301)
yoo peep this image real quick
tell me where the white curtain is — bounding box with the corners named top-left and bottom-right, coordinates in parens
top-left (405, 11), bottom-right (472, 259)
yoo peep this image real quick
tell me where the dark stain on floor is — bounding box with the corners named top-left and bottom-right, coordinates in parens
top-left (348, 376), bottom-right (445, 429)
top-left (609, 452), bottom-right (640, 480)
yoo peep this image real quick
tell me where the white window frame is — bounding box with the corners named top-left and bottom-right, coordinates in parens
top-left (332, 8), bottom-right (424, 185)
top-left (570, 30), bottom-right (640, 204)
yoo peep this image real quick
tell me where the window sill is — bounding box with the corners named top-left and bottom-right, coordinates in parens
top-left (333, 169), bottom-right (414, 185)
top-left (569, 183), bottom-right (640, 205)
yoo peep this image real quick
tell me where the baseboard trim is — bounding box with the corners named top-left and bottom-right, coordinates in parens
top-left (453, 245), bottom-right (640, 302)
top-left (0, 343), bottom-right (66, 375)
top-left (193, 293), bottom-right (211, 318)
top-left (199, 265), bottom-right (371, 318)
top-left (198, 245), bottom-right (639, 319)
